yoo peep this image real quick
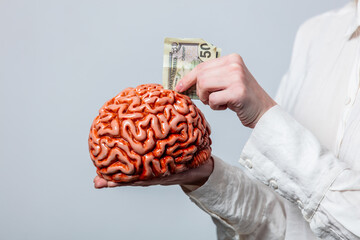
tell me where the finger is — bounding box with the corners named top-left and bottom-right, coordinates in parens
top-left (175, 58), bottom-right (225, 92)
top-left (196, 54), bottom-right (240, 72)
top-left (208, 89), bottom-right (232, 111)
top-left (196, 80), bottom-right (209, 105)
top-left (107, 181), bottom-right (123, 188)
top-left (94, 176), bottom-right (109, 189)
top-left (192, 54), bottom-right (242, 76)
top-left (196, 66), bottom-right (230, 104)
top-left (175, 66), bottom-right (199, 92)
top-left (176, 54), bottom-right (242, 92)
top-left (176, 60), bottom-right (223, 93)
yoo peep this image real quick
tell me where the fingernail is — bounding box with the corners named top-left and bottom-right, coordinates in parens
top-left (175, 82), bottom-right (183, 92)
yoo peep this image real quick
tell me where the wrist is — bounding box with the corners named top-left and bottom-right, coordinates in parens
top-left (252, 94), bottom-right (277, 128)
top-left (181, 157), bottom-right (214, 192)
top-left (181, 184), bottom-right (203, 193)
top-left (181, 176), bottom-right (210, 192)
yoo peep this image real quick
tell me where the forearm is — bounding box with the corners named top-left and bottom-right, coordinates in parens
top-left (241, 105), bottom-right (360, 239)
top-left (183, 156), bottom-right (286, 239)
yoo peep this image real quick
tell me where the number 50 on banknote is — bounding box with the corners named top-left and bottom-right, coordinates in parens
top-left (162, 38), bottom-right (221, 99)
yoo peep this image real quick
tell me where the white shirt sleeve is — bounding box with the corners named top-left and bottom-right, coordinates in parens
top-left (184, 105), bottom-right (360, 240)
top-left (240, 105), bottom-right (360, 239)
top-left (184, 155), bottom-right (287, 240)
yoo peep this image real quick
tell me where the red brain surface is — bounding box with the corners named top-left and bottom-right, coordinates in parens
top-left (88, 84), bottom-right (212, 183)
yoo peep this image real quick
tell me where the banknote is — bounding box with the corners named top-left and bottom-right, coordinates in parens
top-left (162, 38), bottom-right (221, 99)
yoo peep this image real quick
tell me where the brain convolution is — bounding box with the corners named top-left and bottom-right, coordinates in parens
top-left (88, 84), bottom-right (212, 183)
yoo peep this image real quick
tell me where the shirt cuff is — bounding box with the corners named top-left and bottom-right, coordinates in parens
top-left (183, 155), bottom-right (240, 237)
top-left (240, 105), bottom-right (348, 221)
top-left (185, 155), bottom-right (232, 199)
top-left (183, 155), bottom-right (269, 236)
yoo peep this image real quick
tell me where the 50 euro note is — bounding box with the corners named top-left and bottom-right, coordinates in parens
top-left (162, 38), bottom-right (221, 99)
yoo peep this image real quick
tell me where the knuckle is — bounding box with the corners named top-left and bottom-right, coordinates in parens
top-left (209, 101), bottom-right (218, 110)
top-left (208, 94), bottom-right (220, 110)
top-left (197, 75), bottom-right (207, 88)
top-left (228, 53), bottom-right (243, 64)
top-left (199, 95), bottom-right (207, 103)
top-left (196, 87), bottom-right (201, 99)
top-left (208, 94), bottom-right (216, 105)
top-left (228, 63), bottom-right (242, 73)
top-left (198, 90), bottom-right (209, 103)
top-left (232, 68), bottom-right (246, 83)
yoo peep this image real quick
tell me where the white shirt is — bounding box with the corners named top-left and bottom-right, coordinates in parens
top-left (184, 1), bottom-right (360, 239)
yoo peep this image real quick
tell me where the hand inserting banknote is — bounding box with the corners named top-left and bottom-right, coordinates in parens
top-left (162, 38), bottom-right (221, 99)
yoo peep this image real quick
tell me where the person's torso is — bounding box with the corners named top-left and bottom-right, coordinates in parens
top-left (279, 2), bottom-right (360, 239)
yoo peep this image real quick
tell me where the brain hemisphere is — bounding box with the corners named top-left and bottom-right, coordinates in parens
top-left (88, 84), bottom-right (212, 183)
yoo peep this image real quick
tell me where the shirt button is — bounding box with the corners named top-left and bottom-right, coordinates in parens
top-left (269, 179), bottom-right (278, 190)
top-left (244, 159), bottom-right (253, 169)
top-left (296, 200), bottom-right (304, 210)
top-left (345, 97), bottom-right (352, 105)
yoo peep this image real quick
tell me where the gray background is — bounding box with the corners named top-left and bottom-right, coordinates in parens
top-left (0, 0), bottom-right (347, 239)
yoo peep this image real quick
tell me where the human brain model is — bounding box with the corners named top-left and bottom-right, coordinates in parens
top-left (88, 84), bottom-right (212, 183)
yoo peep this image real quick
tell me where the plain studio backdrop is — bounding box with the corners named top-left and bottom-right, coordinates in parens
top-left (0, 0), bottom-right (347, 239)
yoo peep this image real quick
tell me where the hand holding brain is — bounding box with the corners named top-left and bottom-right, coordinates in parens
top-left (88, 84), bottom-right (212, 183)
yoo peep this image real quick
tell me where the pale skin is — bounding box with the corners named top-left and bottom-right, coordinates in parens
top-left (94, 53), bottom-right (277, 190)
